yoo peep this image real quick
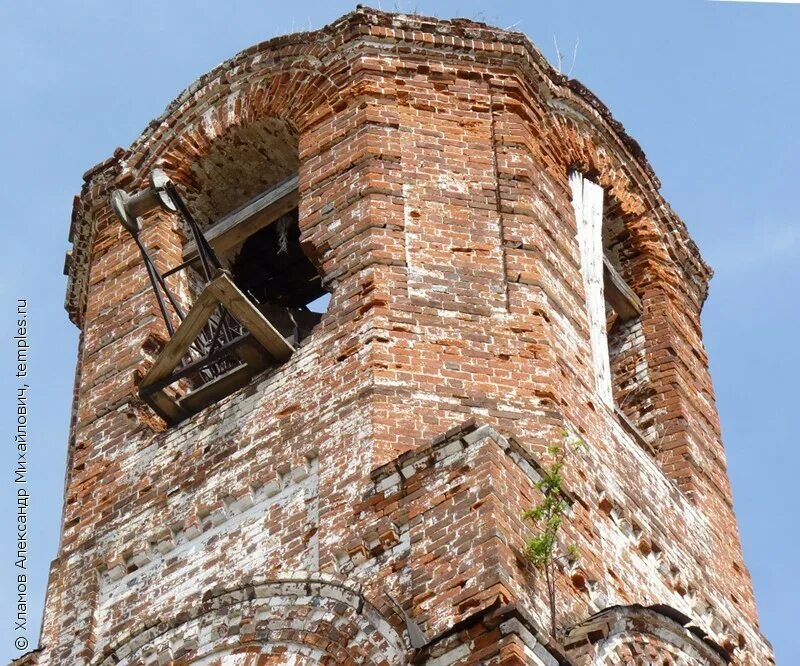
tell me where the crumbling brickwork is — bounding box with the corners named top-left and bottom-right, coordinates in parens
top-left (22, 7), bottom-right (772, 665)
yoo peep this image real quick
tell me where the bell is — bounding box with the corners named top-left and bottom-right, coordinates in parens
top-left (111, 168), bottom-right (176, 235)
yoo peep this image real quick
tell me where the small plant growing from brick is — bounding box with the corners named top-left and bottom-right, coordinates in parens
top-left (523, 430), bottom-right (583, 638)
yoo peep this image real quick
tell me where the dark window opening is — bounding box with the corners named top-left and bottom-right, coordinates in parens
top-left (231, 208), bottom-right (327, 346)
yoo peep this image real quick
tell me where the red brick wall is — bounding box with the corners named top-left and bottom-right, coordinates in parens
top-left (30, 8), bottom-right (771, 666)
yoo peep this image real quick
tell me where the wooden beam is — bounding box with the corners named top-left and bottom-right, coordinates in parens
top-left (140, 280), bottom-right (224, 389)
top-left (183, 174), bottom-right (299, 259)
top-left (207, 274), bottom-right (294, 361)
top-left (143, 390), bottom-right (189, 426)
top-left (178, 363), bottom-right (255, 414)
top-left (603, 255), bottom-right (643, 321)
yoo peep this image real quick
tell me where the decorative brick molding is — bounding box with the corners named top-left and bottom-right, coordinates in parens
top-left (92, 574), bottom-right (409, 665)
top-left (564, 605), bottom-right (731, 665)
top-left (362, 421), bottom-right (760, 662)
top-left (99, 457), bottom-right (319, 586)
top-left (415, 603), bottom-right (565, 666)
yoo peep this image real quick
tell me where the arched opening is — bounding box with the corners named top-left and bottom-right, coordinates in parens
top-left (133, 116), bottom-right (329, 425)
top-left (182, 116), bottom-right (329, 346)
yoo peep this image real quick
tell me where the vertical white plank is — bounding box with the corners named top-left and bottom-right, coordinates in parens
top-left (570, 171), bottom-right (613, 406)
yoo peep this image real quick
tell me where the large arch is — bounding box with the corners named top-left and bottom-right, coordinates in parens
top-left (93, 575), bottom-right (410, 666)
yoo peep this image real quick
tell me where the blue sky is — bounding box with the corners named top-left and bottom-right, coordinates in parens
top-left (1, 0), bottom-right (797, 662)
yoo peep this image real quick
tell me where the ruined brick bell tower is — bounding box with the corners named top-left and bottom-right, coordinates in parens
top-left (26, 8), bottom-right (773, 666)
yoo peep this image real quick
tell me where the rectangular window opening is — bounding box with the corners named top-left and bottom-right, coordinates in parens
top-left (570, 170), bottom-right (654, 455)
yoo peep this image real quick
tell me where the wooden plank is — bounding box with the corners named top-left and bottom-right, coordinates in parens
top-left (140, 280), bottom-right (225, 389)
top-left (183, 175), bottom-right (299, 259)
top-left (177, 363), bottom-right (255, 414)
top-left (142, 389), bottom-right (188, 426)
top-left (208, 274), bottom-right (295, 361)
top-left (603, 255), bottom-right (643, 321)
top-left (572, 171), bottom-right (614, 407)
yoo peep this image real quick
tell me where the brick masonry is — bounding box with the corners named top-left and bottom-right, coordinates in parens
top-left (20, 7), bottom-right (773, 665)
